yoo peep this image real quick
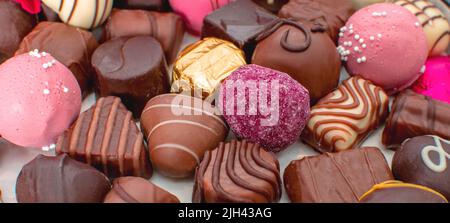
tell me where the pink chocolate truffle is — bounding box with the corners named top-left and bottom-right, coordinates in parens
top-left (338, 3), bottom-right (428, 94)
top-left (219, 64), bottom-right (310, 152)
top-left (411, 56), bottom-right (450, 104)
top-left (169, 0), bottom-right (232, 35)
top-left (0, 51), bottom-right (81, 148)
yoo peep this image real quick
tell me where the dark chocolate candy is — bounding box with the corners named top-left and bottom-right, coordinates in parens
top-left (392, 135), bottom-right (450, 200)
top-left (252, 19), bottom-right (341, 104)
top-left (0, 0), bottom-right (36, 64)
top-left (359, 181), bottom-right (448, 203)
top-left (193, 140), bottom-right (282, 203)
top-left (201, 0), bottom-right (279, 62)
top-left (278, 0), bottom-right (354, 43)
top-left (252, 0), bottom-right (289, 13)
top-left (16, 154), bottom-right (111, 203)
top-left (56, 96), bottom-right (152, 179)
top-left (104, 9), bottom-right (185, 63)
top-left (92, 36), bottom-right (170, 118)
top-left (104, 177), bottom-right (180, 203)
top-left (38, 4), bottom-right (60, 22)
top-left (141, 94), bottom-right (228, 178)
top-left (15, 22), bottom-right (98, 98)
top-left (115, 0), bottom-right (170, 11)
top-left (382, 90), bottom-right (450, 150)
top-left (284, 147), bottom-right (393, 203)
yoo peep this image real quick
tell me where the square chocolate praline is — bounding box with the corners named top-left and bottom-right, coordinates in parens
top-left (201, 0), bottom-right (278, 62)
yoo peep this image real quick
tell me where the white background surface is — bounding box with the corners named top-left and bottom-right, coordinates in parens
top-left (0, 33), bottom-right (396, 203)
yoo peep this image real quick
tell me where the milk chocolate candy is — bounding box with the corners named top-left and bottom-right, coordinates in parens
top-left (16, 154), bottom-right (111, 203)
top-left (395, 0), bottom-right (450, 56)
top-left (252, 19), bottom-right (341, 104)
top-left (15, 22), bottom-right (98, 98)
top-left (92, 36), bottom-right (170, 118)
top-left (104, 177), bottom-right (180, 203)
top-left (193, 140), bottom-right (282, 203)
top-left (252, 0), bottom-right (289, 13)
top-left (279, 0), bottom-right (354, 43)
top-left (141, 94), bottom-right (228, 178)
top-left (302, 77), bottom-right (389, 153)
top-left (359, 181), bottom-right (448, 203)
top-left (202, 0), bottom-right (278, 62)
top-left (172, 38), bottom-right (246, 99)
top-left (392, 135), bottom-right (450, 200)
top-left (56, 96), bottom-right (152, 179)
top-left (382, 90), bottom-right (450, 150)
top-left (284, 147), bottom-right (393, 203)
top-left (104, 9), bottom-right (185, 63)
top-left (0, 0), bottom-right (36, 64)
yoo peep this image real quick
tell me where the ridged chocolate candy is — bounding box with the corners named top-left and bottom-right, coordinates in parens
top-left (0, 0), bottom-right (36, 64)
top-left (56, 96), bottom-right (152, 179)
top-left (104, 177), bottom-right (180, 203)
top-left (141, 94), bottom-right (228, 178)
top-left (16, 154), bottom-right (111, 203)
top-left (92, 36), bottom-right (170, 118)
top-left (104, 9), bottom-right (185, 63)
top-left (193, 140), bottom-right (282, 203)
top-left (15, 22), bottom-right (99, 98)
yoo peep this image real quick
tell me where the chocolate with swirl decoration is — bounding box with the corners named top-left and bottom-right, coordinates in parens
top-left (395, 0), bottom-right (449, 56)
top-left (301, 76), bottom-right (389, 153)
top-left (56, 96), bottom-right (152, 179)
top-left (392, 135), bottom-right (450, 200)
top-left (382, 90), bottom-right (450, 149)
top-left (193, 140), bottom-right (282, 203)
top-left (42, 0), bottom-right (113, 29)
top-left (253, 19), bottom-right (341, 104)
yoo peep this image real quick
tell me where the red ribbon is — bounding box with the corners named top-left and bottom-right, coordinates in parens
top-left (15, 0), bottom-right (41, 14)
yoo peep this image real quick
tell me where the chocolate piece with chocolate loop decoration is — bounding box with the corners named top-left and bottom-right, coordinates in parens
top-left (256, 19), bottom-right (312, 52)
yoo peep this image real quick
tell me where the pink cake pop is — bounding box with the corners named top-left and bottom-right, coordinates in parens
top-left (0, 50), bottom-right (81, 149)
top-left (219, 64), bottom-right (310, 152)
top-left (411, 56), bottom-right (450, 104)
top-left (169, 0), bottom-right (233, 35)
top-left (337, 3), bottom-right (428, 94)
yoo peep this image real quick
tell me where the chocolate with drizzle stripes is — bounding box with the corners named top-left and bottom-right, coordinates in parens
top-left (193, 140), bottom-right (282, 203)
top-left (141, 94), bottom-right (228, 178)
top-left (283, 147), bottom-right (393, 203)
top-left (56, 96), bottom-right (152, 179)
top-left (301, 76), bottom-right (389, 153)
top-left (395, 0), bottom-right (449, 56)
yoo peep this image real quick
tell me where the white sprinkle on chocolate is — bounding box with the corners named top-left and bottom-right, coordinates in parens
top-left (420, 65), bottom-right (426, 74)
top-left (370, 36), bottom-right (375, 41)
top-left (43, 89), bottom-right (50, 95)
top-left (63, 87), bottom-right (69, 93)
top-left (354, 34), bottom-right (360, 40)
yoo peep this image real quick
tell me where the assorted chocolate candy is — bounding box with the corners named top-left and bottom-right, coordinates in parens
top-left (92, 36), bottom-right (170, 118)
top-left (16, 154), bottom-right (111, 203)
top-left (284, 147), bottom-right (393, 203)
top-left (1, 0), bottom-right (450, 203)
top-left (193, 140), bottom-right (282, 203)
top-left (359, 181), bottom-right (448, 203)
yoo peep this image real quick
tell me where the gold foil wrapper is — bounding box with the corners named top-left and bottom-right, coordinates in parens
top-left (172, 37), bottom-right (246, 99)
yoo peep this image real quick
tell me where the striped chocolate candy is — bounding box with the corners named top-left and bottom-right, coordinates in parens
top-left (302, 76), bottom-right (389, 153)
top-left (42, 0), bottom-right (114, 29)
top-left (396, 0), bottom-right (450, 56)
top-left (56, 96), bottom-right (152, 179)
top-left (140, 94), bottom-right (228, 178)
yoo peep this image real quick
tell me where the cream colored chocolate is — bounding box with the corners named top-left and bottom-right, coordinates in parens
top-left (42, 0), bottom-right (113, 29)
top-left (302, 77), bottom-right (389, 153)
top-left (140, 94), bottom-right (229, 178)
top-left (396, 0), bottom-right (450, 56)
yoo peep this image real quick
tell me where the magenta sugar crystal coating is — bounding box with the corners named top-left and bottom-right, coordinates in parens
top-left (219, 64), bottom-right (310, 152)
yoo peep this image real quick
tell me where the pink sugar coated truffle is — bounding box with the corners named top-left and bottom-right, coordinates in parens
top-left (338, 3), bottom-right (428, 94)
top-left (411, 56), bottom-right (450, 104)
top-left (0, 50), bottom-right (81, 148)
top-left (169, 0), bottom-right (232, 35)
top-left (219, 64), bottom-right (310, 152)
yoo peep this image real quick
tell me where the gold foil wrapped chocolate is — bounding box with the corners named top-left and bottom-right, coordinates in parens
top-left (172, 37), bottom-right (246, 99)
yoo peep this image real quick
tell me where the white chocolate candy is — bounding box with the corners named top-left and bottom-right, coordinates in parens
top-left (42, 0), bottom-right (114, 29)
